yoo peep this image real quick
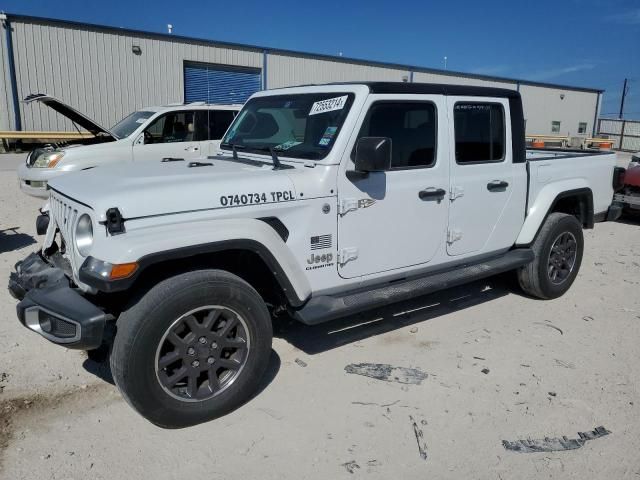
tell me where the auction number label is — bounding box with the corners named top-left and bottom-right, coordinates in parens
top-left (220, 190), bottom-right (296, 206)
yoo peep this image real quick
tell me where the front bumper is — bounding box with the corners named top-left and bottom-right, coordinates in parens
top-left (17, 163), bottom-right (65, 199)
top-left (9, 252), bottom-right (106, 350)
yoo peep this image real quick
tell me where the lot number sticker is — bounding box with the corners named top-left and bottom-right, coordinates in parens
top-left (309, 95), bottom-right (348, 116)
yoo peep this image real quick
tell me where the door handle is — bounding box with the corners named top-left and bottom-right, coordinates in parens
top-left (419, 188), bottom-right (446, 201)
top-left (487, 180), bottom-right (509, 191)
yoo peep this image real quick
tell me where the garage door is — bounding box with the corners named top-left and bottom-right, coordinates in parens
top-left (184, 63), bottom-right (261, 105)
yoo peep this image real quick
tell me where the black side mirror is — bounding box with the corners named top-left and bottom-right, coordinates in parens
top-left (354, 137), bottom-right (392, 173)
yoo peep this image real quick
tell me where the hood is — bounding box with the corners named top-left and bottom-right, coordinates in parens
top-left (24, 94), bottom-right (117, 139)
top-left (47, 156), bottom-right (298, 222)
top-left (624, 163), bottom-right (640, 187)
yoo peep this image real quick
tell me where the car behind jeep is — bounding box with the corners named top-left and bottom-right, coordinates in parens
top-left (9, 82), bottom-right (624, 427)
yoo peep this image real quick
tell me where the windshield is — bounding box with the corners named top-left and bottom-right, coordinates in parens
top-left (220, 93), bottom-right (355, 160)
top-left (110, 110), bottom-right (155, 139)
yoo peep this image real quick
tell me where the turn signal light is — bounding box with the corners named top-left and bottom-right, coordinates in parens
top-left (109, 262), bottom-right (138, 280)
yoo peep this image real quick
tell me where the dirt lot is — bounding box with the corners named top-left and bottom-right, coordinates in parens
top-left (1, 153), bottom-right (639, 479)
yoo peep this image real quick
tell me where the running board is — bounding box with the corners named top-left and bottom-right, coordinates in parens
top-left (294, 249), bottom-right (534, 325)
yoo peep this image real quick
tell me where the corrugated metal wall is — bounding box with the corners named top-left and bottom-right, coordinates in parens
top-left (0, 16), bottom-right (601, 137)
top-left (519, 84), bottom-right (598, 136)
top-left (0, 21), bottom-right (14, 131)
top-left (267, 53), bottom-right (410, 87)
top-left (7, 19), bottom-right (262, 131)
top-left (413, 71), bottom-right (516, 90)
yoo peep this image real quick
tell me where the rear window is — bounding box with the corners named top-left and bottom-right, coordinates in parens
top-left (454, 103), bottom-right (505, 163)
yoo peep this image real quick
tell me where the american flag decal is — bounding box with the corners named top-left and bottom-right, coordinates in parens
top-left (311, 234), bottom-right (332, 250)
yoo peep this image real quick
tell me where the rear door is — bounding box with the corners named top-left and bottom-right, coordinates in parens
top-left (200, 109), bottom-right (238, 156)
top-left (133, 110), bottom-right (203, 161)
top-left (446, 97), bottom-right (526, 256)
top-left (337, 95), bottom-right (450, 278)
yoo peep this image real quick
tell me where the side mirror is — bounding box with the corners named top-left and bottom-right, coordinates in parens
top-left (353, 137), bottom-right (392, 174)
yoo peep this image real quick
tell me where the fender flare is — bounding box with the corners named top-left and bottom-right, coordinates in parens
top-left (516, 185), bottom-right (593, 246)
top-left (80, 218), bottom-right (312, 307)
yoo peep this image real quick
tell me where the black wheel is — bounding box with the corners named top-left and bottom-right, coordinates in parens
top-left (517, 212), bottom-right (584, 299)
top-left (110, 270), bottom-right (272, 428)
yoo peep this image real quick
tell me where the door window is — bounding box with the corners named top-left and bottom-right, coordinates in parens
top-left (143, 111), bottom-right (199, 144)
top-left (208, 110), bottom-right (237, 139)
top-left (454, 103), bottom-right (505, 163)
top-left (355, 102), bottom-right (437, 169)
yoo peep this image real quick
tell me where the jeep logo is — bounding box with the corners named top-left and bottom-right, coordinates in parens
top-left (307, 253), bottom-right (333, 265)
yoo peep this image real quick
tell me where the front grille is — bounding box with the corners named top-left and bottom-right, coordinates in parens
top-left (49, 193), bottom-right (79, 272)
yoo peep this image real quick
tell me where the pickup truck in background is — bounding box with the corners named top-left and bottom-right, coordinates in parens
top-left (8, 82), bottom-right (624, 428)
top-left (614, 154), bottom-right (640, 214)
top-left (17, 94), bottom-right (241, 198)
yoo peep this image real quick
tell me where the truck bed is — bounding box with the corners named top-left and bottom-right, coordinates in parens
top-left (526, 148), bottom-right (617, 220)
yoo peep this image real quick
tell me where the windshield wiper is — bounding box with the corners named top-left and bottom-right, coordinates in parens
top-left (269, 148), bottom-right (282, 170)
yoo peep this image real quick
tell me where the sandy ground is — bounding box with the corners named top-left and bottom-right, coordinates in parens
top-left (0, 152), bottom-right (639, 480)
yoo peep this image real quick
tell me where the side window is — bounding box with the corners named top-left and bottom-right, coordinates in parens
top-left (356, 102), bottom-right (437, 169)
top-left (454, 103), bottom-right (505, 163)
top-left (578, 122), bottom-right (587, 134)
top-left (551, 120), bottom-right (561, 134)
top-left (143, 111), bottom-right (196, 144)
top-left (209, 110), bottom-right (237, 140)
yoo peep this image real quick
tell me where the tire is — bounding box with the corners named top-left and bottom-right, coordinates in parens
top-left (110, 269), bottom-right (272, 428)
top-left (517, 213), bottom-right (584, 300)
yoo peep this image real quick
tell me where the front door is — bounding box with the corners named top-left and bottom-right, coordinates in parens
top-left (446, 97), bottom-right (523, 256)
top-left (133, 110), bottom-right (203, 162)
top-left (337, 95), bottom-right (449, 279)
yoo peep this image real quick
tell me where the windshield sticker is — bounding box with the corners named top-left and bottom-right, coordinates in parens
top-left (318, 126), bottom-right (337, 146)
top-left (309, 95), bottom-right (348, 116)
top-left (135, 118), bottom-right (149, 124)
top-left (274, 140), bottom-right (303, 151)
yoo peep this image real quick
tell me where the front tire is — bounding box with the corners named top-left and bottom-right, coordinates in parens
top-left (110, 270), bottom-right (272, 428)
top-left (517, 213), bottom-right (584, 299)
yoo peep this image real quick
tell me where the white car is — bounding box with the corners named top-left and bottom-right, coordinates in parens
top-left (9, 82), bottom-right (623, 428)
top-left (18, 94), bottom-right (241, 198)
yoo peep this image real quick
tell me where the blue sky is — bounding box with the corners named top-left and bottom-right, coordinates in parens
top-left (2, 0), bottom-right (639, 118)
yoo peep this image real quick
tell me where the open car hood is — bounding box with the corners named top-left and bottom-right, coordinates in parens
top-left (24, 94), bottom-right (117, 139)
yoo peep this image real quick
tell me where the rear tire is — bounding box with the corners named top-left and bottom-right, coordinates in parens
top-left (110, 269), bottom-right (272, 428)
top-left (517, 213), bottom-right (583, 299)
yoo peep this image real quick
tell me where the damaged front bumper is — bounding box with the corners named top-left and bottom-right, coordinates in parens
top-left (8, 252), bottom-right (106, 350)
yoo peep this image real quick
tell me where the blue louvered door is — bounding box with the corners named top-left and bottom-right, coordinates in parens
top-left (184, 63), bottom-right (261, 105)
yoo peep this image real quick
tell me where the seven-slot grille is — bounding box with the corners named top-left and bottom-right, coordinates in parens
top-left (49, 192), bottom-right (80, 271)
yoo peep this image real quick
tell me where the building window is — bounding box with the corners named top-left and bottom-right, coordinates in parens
top-left (551, 121), bottom-right (561, 134)
top-left (578, 122), bottom-right (587, 135)
top-left (454, 103), bottom-right (505, 163)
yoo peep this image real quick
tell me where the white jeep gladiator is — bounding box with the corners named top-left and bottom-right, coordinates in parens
top-left (8, 82), bottom-right (624, 428)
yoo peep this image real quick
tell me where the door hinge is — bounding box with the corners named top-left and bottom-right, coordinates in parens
top-left (338, 247), bottom-right (359, 266)
top-left (450, 186), bottom-right (464, 201)
top-left (338, 199), bottom-right (358, 216)
top-left (447, 229), bottom-right (463, 244)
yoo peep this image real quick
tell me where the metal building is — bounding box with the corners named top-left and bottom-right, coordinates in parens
top-left (0, 13), bottom-right (603, 137)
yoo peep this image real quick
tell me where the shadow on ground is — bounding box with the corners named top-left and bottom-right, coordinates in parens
top-left (0, 228), bottom-right (36, 254)
top-left (275, 274), bottom-right (518, 355)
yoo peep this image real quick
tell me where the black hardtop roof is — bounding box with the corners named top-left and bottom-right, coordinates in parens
top-left (328, 82), bottom-right (521, 99)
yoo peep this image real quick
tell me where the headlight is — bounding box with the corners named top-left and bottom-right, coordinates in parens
top-left (32, 151), bottom-right (65, 168)
top-left (75, 214), bottom-right (94, 256)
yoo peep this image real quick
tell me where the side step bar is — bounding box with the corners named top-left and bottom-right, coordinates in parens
top-left (294, 248), bottom-right (534, 325)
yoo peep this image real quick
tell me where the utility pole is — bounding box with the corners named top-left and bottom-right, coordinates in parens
top-left (619, 78), bottom-right (629, 119)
